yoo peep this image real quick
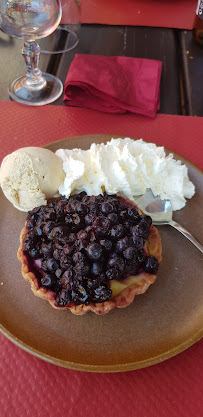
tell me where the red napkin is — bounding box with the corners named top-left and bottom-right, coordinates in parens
top-left (63, 54), bottom-right (162, 118)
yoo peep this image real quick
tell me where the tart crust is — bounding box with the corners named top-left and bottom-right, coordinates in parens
top-left (17, 222), bottom-right (162, 315)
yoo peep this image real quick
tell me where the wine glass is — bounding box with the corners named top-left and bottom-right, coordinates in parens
top-left (0, 0), bottom-right (63, 106)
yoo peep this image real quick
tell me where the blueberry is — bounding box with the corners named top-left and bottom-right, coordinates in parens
top-left (77, 191), bottom-right (87, 200)
top-left (141, 214), bottom-right (152, 227)
top-left (26, 219), bottom-right (35, 229)
top-left (91, 262), bottom-right (103, 276)
top-left (69, 194), bottom-right (80, 201)
top-left (87, 243), bottom-right (103, 261)
top-left (87, 273), bottom-right (106, 289)
top-left (137, 251), bottom-right (145, 265)
top-left (88, 204), bottom-right (99, 216)
top-left (41, 259), bottom-right (48, 271)
top-left (43, 210), bottom-right (55, 222)
top-left (26, 229), bottom-right (36, 240)
top-left (47, 198), bottom-right (57, 208)
top-left (55, 268), bottom-right (62, 279)
top-left (60, 269), bottom-right (73, 288)
top-left (139, 219), bottom-right (151, 239)
top-left (110, 224), bottom-right (125, 239)
top-left (73, 273), bottom-right (83, 283)
top-left (143, 256), bottom-right (159, 274)
top-left (123, 221), bottom-right (132, 231)
top-left (132, 218), bottom-right (151, 241)
top-left (29, 247), bottom-right (40, 259)
top-left (93, 286), bottom-right (112, 302)
top-left (74, 260), bottom-right (90, 276)
top-left (107, 213), bottom-right (118, 223)
top-left (89, 232), bottom-right (97, 242)
top-left (85, 213), bottom-right (95, 225)
top-left (126, 259), bottom-right (139, 275)
top-left (85, 225), bottom-right (92, 234)
top-left (55, 200), bottom-right (66, 214)
top-left (77, 230), bottom-right (88, 241)
top-left (116, 237), bottom-right (129, 253)
top-left (127, 207), bottom-right (140, 223)
top-left (123, 247), bottom-right (137, 260)
top-left (108, 256), bottom-right (125, 272)
top-left (41, 243), bottom-right (53, 257)
top-left (43, 221), bottom-right (55, 236)
top-left (63, 244), bottom-right (74, 256)
top-left (56, 289), bottom-right (72, 306)
top-left (107, 196), bottom-right (118, 206)
top-left (119, 210), bottom-right (128, 221)
top-left (109, 252), bottom-right (118, 259)
top-left (73, 285), bottom-right (89, 303)
top-left (100, 239), bottom-right (112, 252)
top-left (65, 215), bottom-right (73, 226)
top-left (23, 239), bottom-right (33, 253)
top-left (67, 233), bottom-right (76, 243)
top-left (76, 239), bottom-right (88, 251)
top-left (49, 226), bottom-right (64, 240)
top-left (93, 216), bottom-right (111, 236)
top-left (41, 274), bottom-right (55, 290)
top-left (106, 268), bottom-right (122, 280)
top-left (47, 258), bottom-right (59, 272)
top-left (131, 225), bottom-right (139, 234)
top-left (72, 251), bottom-right (86, 263)
top-left (28, 206), bottom-right (41, 217)
top-left (95, 194), bottom-right (105, 203)
top-left (87, 277), bottom-right (101, 289)
top-left (88, 195), bottom-right (96, 204)
top-left (60, 253), bottom-right (72, 269)
top-left (132, 236), bottom-right (144, 250)
top-left (53, 248), bottom-right (62, 260)
top-left (103, 218), bottom-right (111, 233)
top-left (101, 202), bottom-right (114, 215)
top-left (72, 214), bottom-right (83, 231)
top-left (75, 202), bottom-right (87, 216)
top-left (65, 200), bottom-right (77, 213)
top-left (82, 195), bottom-right (90, 203)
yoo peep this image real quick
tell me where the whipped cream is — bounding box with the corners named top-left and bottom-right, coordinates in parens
top-left (56, 138), bottom-right (195, 211)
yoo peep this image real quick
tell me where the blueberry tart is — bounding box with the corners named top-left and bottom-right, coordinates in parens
top-left (17, 192), bottom-right (162, 314)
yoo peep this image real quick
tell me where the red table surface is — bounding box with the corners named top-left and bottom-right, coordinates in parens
top-left (0, 101), bottom-right (202, 417)
top-left (0, 101), bottom-right (202, 168)
top-left (62, 0), bottom-right (197, 30)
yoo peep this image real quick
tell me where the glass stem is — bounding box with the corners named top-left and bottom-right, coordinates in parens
top-left (22, 41), bottom-right (46, 89)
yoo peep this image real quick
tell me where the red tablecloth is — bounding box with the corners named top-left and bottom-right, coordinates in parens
top-left (0, 101), bottom-right (202, 417)
top-left (62, 0), bottom-right (197, 30)
top-left (0, 102), bottom-right (202, 168)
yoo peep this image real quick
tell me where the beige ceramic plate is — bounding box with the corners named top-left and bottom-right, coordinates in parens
top-left (0, 135), bottom-right (203, 372)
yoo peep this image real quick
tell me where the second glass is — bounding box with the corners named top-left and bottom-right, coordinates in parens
top-left (39, 0), bottom-right (81, 54)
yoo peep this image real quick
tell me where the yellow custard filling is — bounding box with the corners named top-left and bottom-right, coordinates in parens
top-left (110, 275), bottom-right (142, 297)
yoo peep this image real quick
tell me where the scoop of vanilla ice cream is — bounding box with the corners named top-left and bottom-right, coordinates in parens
top-left (56, 138), bottom-right (195, 211)
top-left (0, 147), bottom-right (65, 211)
